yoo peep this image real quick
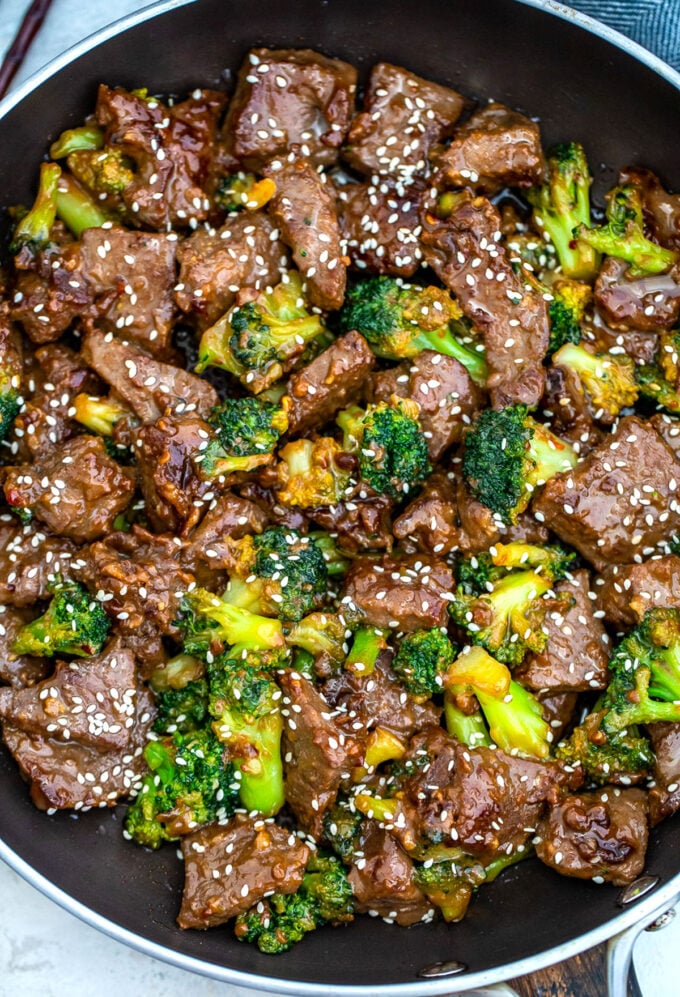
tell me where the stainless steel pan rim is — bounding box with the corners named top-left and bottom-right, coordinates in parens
top-left (1, 0), bottom-right (680, 993)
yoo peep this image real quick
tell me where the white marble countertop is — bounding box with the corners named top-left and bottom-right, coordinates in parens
top-left (1, 2), bottom-right (680, 994)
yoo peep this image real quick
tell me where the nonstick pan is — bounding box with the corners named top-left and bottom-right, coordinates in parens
top-left (1, 1), bottom-right (680, 994)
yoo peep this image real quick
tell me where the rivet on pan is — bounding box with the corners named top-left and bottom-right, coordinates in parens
top-left (645, 908), bottom-right (676, 932)
top-left (418, 960), bottom-right (468, 978)
top-left (617, 875), bottom-right (660, 907)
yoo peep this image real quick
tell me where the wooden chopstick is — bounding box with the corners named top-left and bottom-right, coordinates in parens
top-left (0, 0), bottom-right (56, 100)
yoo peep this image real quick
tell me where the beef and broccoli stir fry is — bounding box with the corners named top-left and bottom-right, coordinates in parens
top-left (2, 47), bottom-right (680, 954)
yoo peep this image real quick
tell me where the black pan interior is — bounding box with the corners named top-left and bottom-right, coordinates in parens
top-left (1, 0), bottom-right (680, 988)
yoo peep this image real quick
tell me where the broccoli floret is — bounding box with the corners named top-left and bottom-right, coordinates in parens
top-left (527, 142), bottom-right (599, 280)
top-left (208, 654), bottom-right (284, 815)
top-left (576, 183), bottom-right (678, 278)
top-left (636, 334), bottom-right (680, 413)
top-left (414, 850), bottom-right (528, 922)
top-left (152, 679), bottom-right (209, 735)
top-left (462, 404), bottom-right (577, 523)
top-left (66, 147), bottom-right (136, 196)
top-left (555, 710), bottom-right (655, 785)
top-left (0, 375), bottom-right (20, 445)
top-left (49, 124), bottom-right (104, 158)
top-left (392, 629), bottom-right (456, 699)
top-left (73, 393), bottom-right (131, 436)
top-left (547, 279), bottom-right (592, 353)
top-left (235, 852), bottom-right (354, 953)
top-left (11, 162), bottom-right (61, 253)
top-left (177, 587), bottom-right (285, 658)
top-left (454, 553), bottom-right (503, 596)
top-left (199, 396), bottom-right (289, 478)
top-left (196, 273), bottom-right (326, 392)
top-left (12, 581), bottom-right (111, 658)
top-left (553, 342), bottom-right (638, 421)
top-left (275, 437), bottom-right (351, 508)
top-left (322, 802), bottom-right (363, 861)
top-left (285, 612), bottom-right (349, 668)
top-left (216, 171), bottom-right (276, 212)
top-left (343, 626), bottom-right (389, 676)
top-left (224, 527), bottom-right (329, 622)
top-left (124, 727), bottom-right (239, 848)
top-left (489, 541), bottom-right (576, 580)
top-left (338, 276), bottom-right (488, 383)
top-left (337, 399), bottom-right (431, 499)
top-left (309, 531), bottom-right (350, 578)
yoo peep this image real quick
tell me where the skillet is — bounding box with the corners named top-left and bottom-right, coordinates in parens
top-left (0, 0), bottom-right (680, 993)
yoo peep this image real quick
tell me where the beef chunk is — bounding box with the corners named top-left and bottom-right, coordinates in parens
top-left (222, 48), bottom-right (357, 170)
top-left (341, 553), bottom-right (454, 631)
top-left (175, 213), bottom-right (287, 328)
top-left (647, 723), bottom-right (680, 825)
top-left (178, 816), bottom-right (310, 929)
top-left (310, 490), bottom-right (393, 554)
top-left (135, 414), bottom-right (217, 535)
top-left (4, 435), bottom-right (135, 543)
top-left (285, 331), bottom-right (374, 436)
top-left (421, 193), bottom-right (548, 408)
top-left (338, 177), bottom-right (425, 277)
top-left (0, 521), bottom-right (77, 607)
top-left (516, 570), bottom-right (610, 693)
top-left (278, 669), bottom-right (361, 838)
top-left (434, 103), bottom-right (545, 193)
top-left (237, 480), bottom-right (310, 532)
top-left (541, 363), bottom-right (603, 455)
top-left (96, 84), bottom-right (226, 229)
top-left (369, 350), bottom-right (483, 460)
top-left (183, 492), bottom-right (269, 578)
top-left (11, 242), bottom-right (92, 344)
top-left (0, 606), bottom-right (48, 688)
top-left (2, 685), bottom-right (154, 811)
top-left (323, 652), bottom-right (441, 741)
top-left (535, 788), bottom-right (649, 886)
top-left (82, 328), bottom-right (218, 422)
top-left (538, 691), bottom-right (579, 742)
top-left (265, 159), bottom-right (346, 310)
top-left (533, 416), bottom-right (680, 571)
top-left (348, 822), bottom-right (431, 926)
top-left (595, 256), bottom-right (680, 331)
top-left (650, 413), bottom-right (680, 457)
top-left (0, 638), bottom-right (136, 752)
top-left (344, 63), bottom-right (464, 179)
top-left (595, 556), bottom-right (680, 629)
top-left (620, 167), bottom-right (680, 251)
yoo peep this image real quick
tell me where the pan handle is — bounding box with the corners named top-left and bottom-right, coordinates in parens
top-left (606, 894), bottom-right (680, 997)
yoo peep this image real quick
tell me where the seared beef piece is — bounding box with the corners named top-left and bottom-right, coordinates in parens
top-left (516, 570), bottom-right (610, 693)
top-left (344, 63), bottom-right (465, 179)
top-left (4, 435), bottom-right (135, 544)
top-left (178, 816), bottom-right (310, 929)
top-left (434, 103), bottom-right (545, 193)
top-left (401, 727), bottom-right (578, 862)
top-left (310, 490), bottom-right (393, 554)
top-left (585, 313), bottom-right (659, 367)
top-left (594, 556), bottom-right (680, 629)
top-left (0, 638), bottom-right (136, 752)
top-left (348, 822), bottom-right (431, 926)
top-left (619, 167), bottom-right (680, 251)
top-left (237, 480), bottom-right (309, 532)
top-left (541, 364), bottom-right (603, 455)
top-left (595, 257), bottom-right (680, 331)
top-left (421, 193), bottom-right (549, 409)
top-left (647, 723), bottom-right (680, 825)
top-left (393, 472), bottom-right (463, 555)
top-left (79, 227), bottom-right (178, 356)
top-left (0, 521), bottom-right (77, 607)
top-left (222, 48), bottom-right (357, 170)
top-left (82, 328), bottom-right (218, 422)
top-left (0, 606), bottom-right (48, 688)
top-left (96, 84), bottom-right (226, 229)
top-left (73, 527), bottom-right (195, 667)
top-left (323, 652), bottom-right (441, 741)
top-left (650, 413), bottom-right (680, 457)
top-left (538, 691), bottom-right (579, 743)
top-left (278, 669), bottom-right (361, 838)
top-left (15, 343), bottom-right (102, 459)
top-left (175, 213), bottom-right (287, 328)
top-left (341, 553), bottom-right (454, 631)
top-left (338, 177), bottom-right (425, 277)
top-left (535, 788), bottom-right (649, 886)
top-left (369, 350), bottom-right (484, 460)
top-left (11, 242), bottom-right (92, 343)
top-left (182, 492), bottom-right (269, 578)
top-left (265, 159), bottom-right (346, 310)
top-left (532, 416), bottom-right (680, 571)
top-left (2, 685), bottom-right (154, 811)
top-left (135, 414), bottom-right (217, 535)
top-left (285, 331), bottom-right (374, 436)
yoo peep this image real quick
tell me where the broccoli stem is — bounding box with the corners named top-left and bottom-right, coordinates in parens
top-left (232, 713), bottom-right (285, 816)
top-left (49, 125), bottom-right (104, 159)
top-left (526, 422), bottom-right (578, 489)
top-left (11, 162), bottom-right (61, 252)
top-left (476, 681), bottom-right (550, 758)
top-left (73, 394), bottom-right (129, 436)
top-left (444, 645), bottom-right (511, 699)
top-left (55, 174), bottom-right (108, 237)
top-left (353, 792), bottom-right (399, 823)
top-left (344, 626), bottom-right (389, 676)
top-left (444, 692), bottom-right (492, 747)
top-left (363, 726), bottom-right (407, 769)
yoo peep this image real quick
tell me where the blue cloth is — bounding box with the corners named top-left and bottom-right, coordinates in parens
top-left (567, 0), bottom-right (680, 72)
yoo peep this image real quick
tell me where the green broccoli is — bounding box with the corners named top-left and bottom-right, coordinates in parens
top-left (55, 173), bottom-right (109, 237)
top-left (285, 612), bottom-right (349, 668)
top-left (337, 399), bottom-right (431, 499)
top-left (527, 142), bottom-right (599, 280)
top-left (443, 694), bottom-right (491, 748)
top-left (462, 404), bottom-right (577, 523)
top-left (414, 849), bottom-right (529, 923)
top-left (152, 680), bottom-right (209, 735)
top-left (199, 395), bottom-right (289, 478)
top-left (49, 124), bottom-right (104, 158)
top-left (636, 332), bottom-right (680, 413)
top-left (0, 367), bottom-right (21, 445)
top-left (66, 148), bottom-right (136, 197)
top-left (177, 587), bottom-right (285, 658)
top-left (475, 680), bottom-right (551, 759)
top-left (124, 727), bottom-right (239, 848)
top-left (489, 541), bottom-right (576, 580)
top-left (215, 171), bottom-right (276, 212)
top-left (343, 626), bottom-right (389, 676)
top-left (12, 581), bottom-right (111, 658)
top-left (454, 552), bottom-right (503, 596)
top-left (196, 273), bottom-right (326, 392)
top-left (392, 629), bottom-right (457, 699)
top-left (552, 342), bottom-right (639, 420)
top-left (338, 276), bottom-right (488, 383)
top-left (235, 852), bottom-right (354, 953)
top-left (309, 531), bottom-right (351, 578)
top-left (547, 279), bottom-right (591, 353)
top-left (576, 183), bottom-right (678, 278)
top-left (73, 393), bottom-right (131, 436)
top-left (11, 162), bottom-right (61, 253)
top-left (555, 709), bottom-right (655, 785)
top-left (322, 803), bottom-right (364, 862)
top-left (275, 437), bottom-right (351, 508)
